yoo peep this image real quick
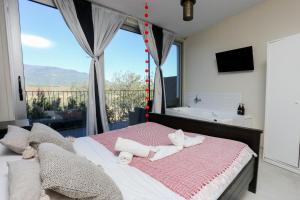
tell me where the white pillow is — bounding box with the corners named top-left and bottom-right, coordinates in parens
top-left (0, 125), bottom-right (30, 154)
top-left (8, 158), bottom-right (74, 200)
top-left (7, 159), bottom-right (41, 200)
top-left (28, 123), bottom-right (74, 152)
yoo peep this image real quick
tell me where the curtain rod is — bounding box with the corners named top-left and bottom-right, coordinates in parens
top-left (31, 0), bottom-right (176, 35)
top-left (88, 0), bottom-right (176, 34)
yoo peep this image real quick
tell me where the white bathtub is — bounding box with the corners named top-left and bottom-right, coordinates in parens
top-left (166, 107), bottom-right (253, 128)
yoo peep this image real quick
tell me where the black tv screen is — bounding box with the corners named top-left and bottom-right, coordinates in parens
top-left (216, 46), bottom-right (254, 72)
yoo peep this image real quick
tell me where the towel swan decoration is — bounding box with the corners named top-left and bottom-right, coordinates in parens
top-left (115, 129), bottom-right (205, 164)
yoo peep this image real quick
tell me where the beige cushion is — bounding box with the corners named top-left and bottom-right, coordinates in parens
top-left (28, 123), bottom-right (74, 152)
top-left (38, 143), bottom-right (123, 200)
top-left (0, 125), bottom-right (30, 154)
top-left (7, 159), bottom-right (41, 200)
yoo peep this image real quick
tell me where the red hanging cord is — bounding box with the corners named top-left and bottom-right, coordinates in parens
top-left (144, 1), bottom-right (150, 122)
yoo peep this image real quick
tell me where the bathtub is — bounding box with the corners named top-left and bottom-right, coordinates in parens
top-left (166, 107), bottom-right (253, 128)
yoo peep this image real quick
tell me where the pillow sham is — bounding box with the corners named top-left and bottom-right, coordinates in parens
top-left (0, 125), bottom-right (30, 154)
top-left (38, 143), bottom-right (123, 200)
top-left (7, 159), bottom-right (41, 200)
top-left (28, 123), bottom-right (74, 152)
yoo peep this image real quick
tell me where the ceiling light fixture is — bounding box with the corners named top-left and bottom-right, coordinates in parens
top-left (180, 0), bottom-right (196, 21)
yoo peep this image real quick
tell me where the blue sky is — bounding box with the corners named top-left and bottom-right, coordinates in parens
top-left (19, 0), bottom-right (178, 81)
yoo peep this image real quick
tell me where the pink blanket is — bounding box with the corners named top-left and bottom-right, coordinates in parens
top-left (91, 122), bottom-right (250, 199)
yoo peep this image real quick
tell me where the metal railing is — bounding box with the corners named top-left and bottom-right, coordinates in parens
top-left (25, 90), bottom-right (151, 123)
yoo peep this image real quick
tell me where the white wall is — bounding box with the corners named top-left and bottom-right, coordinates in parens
top-left (0, 0), bottom-right (14, 122)
top-left (183, 0), bottom-right (300, 129)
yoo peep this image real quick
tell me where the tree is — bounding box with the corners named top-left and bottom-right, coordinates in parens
top-left (27, 90), bottom-right (47, 119)
top-left (104, 71), bottom-right (151, 122)
top-left (66, 96), bottom-right (77, 110)
top-left (105, 71), bottom-right (147, 90)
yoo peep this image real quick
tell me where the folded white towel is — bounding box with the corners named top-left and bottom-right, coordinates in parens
top-left (118, 152), bottom-right (134, 165)
top-left (115, 137), bottom-right (150, 157)
top-left (168, 129), bottom-right (184, 149)
top-left (183, 135), bottom-right (205, 148)
top-left (150, 146), bottom-right (182, 161)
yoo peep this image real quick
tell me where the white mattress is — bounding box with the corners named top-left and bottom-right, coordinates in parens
top-left (0, 137), bottom-right (254, 200)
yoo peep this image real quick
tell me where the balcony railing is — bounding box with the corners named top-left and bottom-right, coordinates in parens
top-left (25, 90), bottom-right (151, 124)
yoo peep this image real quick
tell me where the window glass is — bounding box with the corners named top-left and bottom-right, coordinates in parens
top-left (150, 44), bottom-right (181, 108)
top-left (19, 0), bottom-right (89, 137)
top-left (104, 30), bottom-right (149, 129)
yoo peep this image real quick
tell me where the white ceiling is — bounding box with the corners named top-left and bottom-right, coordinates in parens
top-left (93, 0), bottom-right (265, 37)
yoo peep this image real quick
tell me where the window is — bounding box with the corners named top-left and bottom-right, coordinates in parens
top-left (19, 0), bottom-right (90, 137)
top-left (19, 0), bottom-right (182, 133)
top-left (105, 28), bottom-right (182, 128)
top-left (150, 43), bottom-right (182, 108)
top-left (104, 29), bottom-right (149, 129)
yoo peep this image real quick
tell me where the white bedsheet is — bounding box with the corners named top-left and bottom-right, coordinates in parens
top-left (0, 137), bottom-right (253, 200)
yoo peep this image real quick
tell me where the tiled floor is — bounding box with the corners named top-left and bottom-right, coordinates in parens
top-left (241, 158), bottom-right (300, 200)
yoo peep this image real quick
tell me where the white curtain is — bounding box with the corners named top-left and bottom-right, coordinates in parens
top-left (54, 0), bottom-right (93, 54)
top-left (88, 5), bottom-right (126, 134)
top-left (55, 0), bottom-right (126, 134)
top-left (138, 20), bottom-right (175, 114)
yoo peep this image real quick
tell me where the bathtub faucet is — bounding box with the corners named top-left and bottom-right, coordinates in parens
top-left (194, 96), bottom-right (202, 104)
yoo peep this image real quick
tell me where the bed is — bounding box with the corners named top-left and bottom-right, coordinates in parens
top-left (0, 113), bottom-right (262, 200)
top-left (148, 113), bottom-right (262, 199)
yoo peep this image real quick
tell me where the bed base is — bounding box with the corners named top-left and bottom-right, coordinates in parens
top-left (148, 113), bottom-right (262, 198)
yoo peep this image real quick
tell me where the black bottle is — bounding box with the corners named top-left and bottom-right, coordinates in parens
top-left (238, 103), bottom-right (245, 115)
top-left (237, 104), bottom-right (242, 115)
top-left (241, 104), bottom-right (245, 115)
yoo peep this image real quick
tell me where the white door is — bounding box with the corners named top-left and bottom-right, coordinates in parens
top-left (265, 34), bottom-right (300, 168)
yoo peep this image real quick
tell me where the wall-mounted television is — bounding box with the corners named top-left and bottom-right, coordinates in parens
top-left (216, 46), bottom-right (254, 72)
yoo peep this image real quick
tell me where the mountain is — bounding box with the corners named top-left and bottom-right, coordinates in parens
top-left (24, 64), bottom-right (89, 87)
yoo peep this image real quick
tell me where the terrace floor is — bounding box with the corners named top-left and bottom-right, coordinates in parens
top-left (60, 120), bottom-right (129, 138)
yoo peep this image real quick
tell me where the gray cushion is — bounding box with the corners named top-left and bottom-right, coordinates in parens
top-left (0, 125), bottom-right (30, 154)
top-left (28, 123), bottom-right (74, 152)
top-left (38, 143), bottom-right (123, 200)
top-left (7, 159), bottom-right (41, 200)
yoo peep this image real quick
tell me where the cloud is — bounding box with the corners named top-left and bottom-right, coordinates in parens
top-left (21, 34), bottom-right (54, 49)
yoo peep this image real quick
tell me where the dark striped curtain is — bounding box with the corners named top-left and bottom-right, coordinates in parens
top-left (54, 0), bottom-right (126, 134)
top-left (138, 21), bottom-right (175, 114)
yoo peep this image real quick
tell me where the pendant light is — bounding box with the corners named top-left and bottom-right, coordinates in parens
top-left (180, 0), bottom-right (196, 21)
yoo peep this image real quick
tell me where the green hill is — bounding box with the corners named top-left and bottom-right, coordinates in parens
top-left (24, 64), bottom-right (88, 87)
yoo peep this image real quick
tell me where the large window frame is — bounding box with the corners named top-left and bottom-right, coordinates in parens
top-left (31, 0), bottom-right (183, 105)
top-left (174, 40), bottom-right (183, 107)
top-left (7, 0), bottom-right (183, 121)
top-left (121, 21), bottom-right (183, 106)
